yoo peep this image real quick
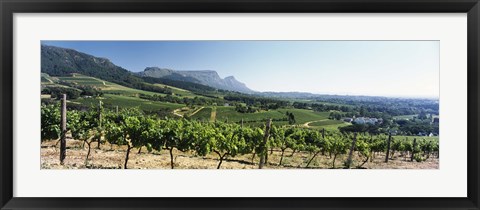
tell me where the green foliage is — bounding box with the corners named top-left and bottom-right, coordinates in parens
top-left (328, 111), bottom-right (343, 120)
top-left (369, 134), bottom-right (387, 153)
top-left (68, 110), bottom-right (92, 141)
top-left (286, 112), bottom-right (296, 125)
top-left (104, 121), bottom-right (126, 146)
top-left (41, 86), bottom-right (81, 100)
top-left (162, 119), bottom-right (189, 152)
top-left (140, 117), bottom-right (162, 152)
top-left (327, 133), bottom-right (349, 168)
top-left (42, 104), bottom-right (439, 169)
top-left (355, 134), bottom-right (371, 160)
top-left (123, 116), bottom-right (145, 148)
top-left (41, 104), bottom-right (61, 141)
top-left (304, 129), bottom-right (323, 153)
top-left (414, 153), bottom-right (424, 162)
top-left (191, 122), bottom-right (215, 156)
top-left (329, 134), bottom-right (349, 157)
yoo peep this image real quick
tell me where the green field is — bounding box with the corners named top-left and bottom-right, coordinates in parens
top-left (191, 106), bottom-right (286, 123)
top-left (58, 76), bottom-right (106, 86)
top-left (309, 123), bottom-right (350, 130)
top-left (71, 94), bottom-right (184, 111)
top-left (306, 119), bottom-right (351, 130)
top-left (154, 84), bottom-right (199, 98)
top-left (309, 120), bottom-right (345, 126)
top-left (191, 106), bottom-right (334, 126)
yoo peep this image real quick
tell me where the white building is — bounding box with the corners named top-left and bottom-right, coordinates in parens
top-left (354, 117), bottom-right (379, 125)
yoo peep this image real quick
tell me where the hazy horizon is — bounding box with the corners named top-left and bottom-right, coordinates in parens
top-left (42, 41), bottom-right (440, 98)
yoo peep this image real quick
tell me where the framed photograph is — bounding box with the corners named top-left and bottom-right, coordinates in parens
top-left (1, 0), bottom-right (479, 209)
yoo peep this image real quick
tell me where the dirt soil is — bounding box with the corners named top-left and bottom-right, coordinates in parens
top-left (41, 139), bottom-right (439, 169)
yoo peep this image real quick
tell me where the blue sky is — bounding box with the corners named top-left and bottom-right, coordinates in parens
top-left (42, 41), bottom-right (439, 98)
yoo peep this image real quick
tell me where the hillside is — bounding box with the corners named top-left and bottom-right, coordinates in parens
top-left (139, 67), bottom-right (253, 93)
top-left (41, 45), bottom-right (223, 94)
top-left (41, 45), bottom-right (141, 86)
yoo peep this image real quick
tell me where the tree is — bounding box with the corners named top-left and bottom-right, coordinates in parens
top-left (211, 123), bottom-right (251, 169)
top-left (269, 126), bottom-right (284, 165)
top-left (161, 119), bottom-right (192, 169)
top-left (258, 119), bottom-right (271, 169)
top-left (122, 116), bottom-right (144, 169)
top-left (288, 129), bottom-right (306, 157)
top-left (390, 137), bottom-right (406, 159)
top-left (354, 133), bottom-right (371, 168)
top-left (191, 122), bottom-right (214, 157)
top-left (327, 134), bottom-right (349, 168)
top-left (245, 127), bottom-right (265, 164)
top-left (304, 129), bottom-right (324, 168)
top-left (360, 106), bottom-right (366, 116)
top-left (104, 114), bottom-right (146, 169)
top-left (287, 112), bottom-right (296, 125)
top-left (69, 109), bottom-right (100, 166)
top-left (139, 117), bottom-right (162, 154)
top-left (269, 126), bottom-right (296, 166)
top-left (104, 120), bottom-right (127, 167)
top-left (369, 134), bottom-right (387, 161)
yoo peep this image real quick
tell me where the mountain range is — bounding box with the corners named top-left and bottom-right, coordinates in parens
top-left (138, 67), bottom-right (253, 93)
top-left (41, 45), bottom-right (253, 93)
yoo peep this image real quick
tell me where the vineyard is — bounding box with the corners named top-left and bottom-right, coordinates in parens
top-left (41, 97), bottom-right (439, 169)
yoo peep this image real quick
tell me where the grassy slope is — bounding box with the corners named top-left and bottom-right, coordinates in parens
top-left (72, 94), bottom-right (183, 111)
top-left (283, 109), bottom-right (331, 124)
top-left (57, 74), bottom-right (164, 96)
top-left (309, 120), bottom-right (345, 126)
top-left (309, 123), bottom-right (350, 130)
top-left (153, 84), bottom-right (199, 98)
top-left (191, 106), bottom-right (337, 127)
top-left (44, 74), bottom-right (183, 111)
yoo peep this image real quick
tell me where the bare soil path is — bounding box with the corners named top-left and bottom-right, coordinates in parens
top-left (173, 106), bottom-right (205, 118)
top-left (188, 106), bottom-right (204, 117)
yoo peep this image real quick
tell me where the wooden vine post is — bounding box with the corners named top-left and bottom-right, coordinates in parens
top-left (346, 132), bottom-right (357, 168)
top-left (411, 138), bottom-right (417, 162)
top-left (259, 118), bottom-right (272, 169)
top-left (60, 94), bottom-right (67, 165)
top-left (97, 100), bottom-right (102, 149)
top-left (385, 132), bottom-right (392, 163)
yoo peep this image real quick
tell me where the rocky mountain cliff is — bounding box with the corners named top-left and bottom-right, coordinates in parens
top-left (139, 67), bottom-right (253, 93)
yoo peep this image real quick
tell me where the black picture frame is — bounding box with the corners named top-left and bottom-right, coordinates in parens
top-left (1, 0), bottom-right (479, 209)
